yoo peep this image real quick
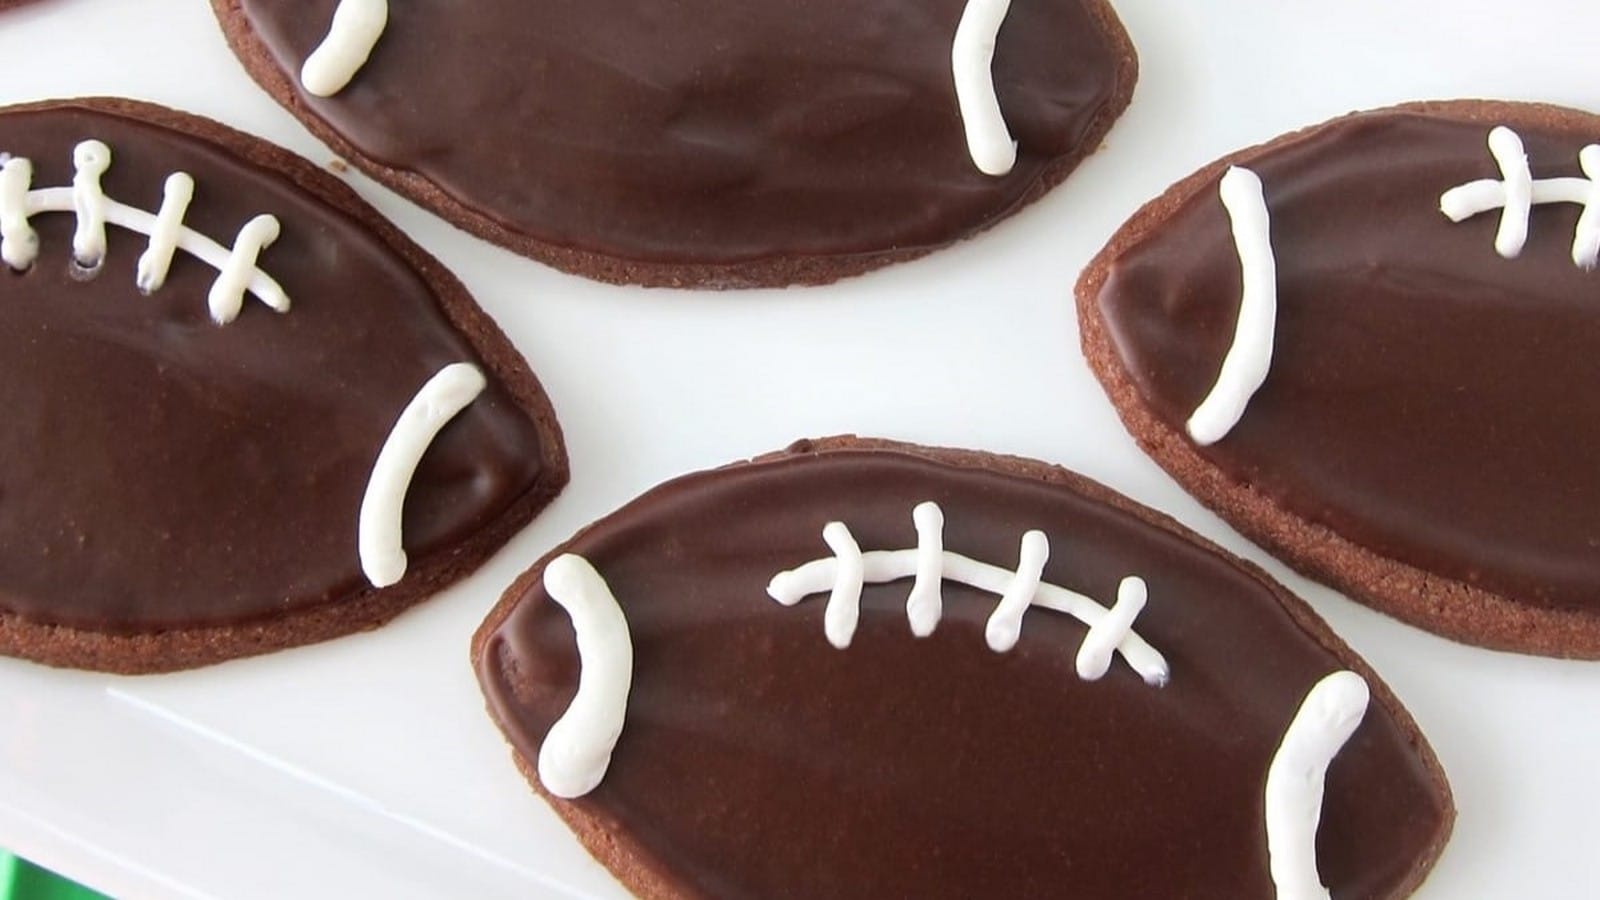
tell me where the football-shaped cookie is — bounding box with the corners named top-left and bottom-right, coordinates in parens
top-left (1079, 100), bottom-right (1600, 657)
top-left (0, 98), bottom-right (567, 673)
top-left (474, 437), bottom-right (1452, 899)
top-left (212, 0), bottom-right (1136, 288)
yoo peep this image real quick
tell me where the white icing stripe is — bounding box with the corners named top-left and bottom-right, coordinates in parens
top-left (822, 522), bottom-right (865, 649)
top-left (1490, 126), bottom-right (1531, 257)
top-left (302, 0), bottom-right (389, 97)
top-left (1441, 125), bottom-right (1600, 269)
top-left (1187, 166), bottom-right (1277, 447)
top-left (768, 502), bottom-right (1170, 686)
top-left (208, 215), bottom-right (281, 325)
top-left (358, 363), bottom-right (487, 588)
top-left (1265, 671), bottom-right (1371, 900)
top-left (537, 554), bottom-right (635, 800)
top-left (0, 156), bottom-right (38, 269)
top-left (0, 141), bottom-right (289, 319)
top-left (70, 140), bottom-right (111, 266)
top-left (951, 0), bottom-right (1017, 176)
top-left (1075, 576), bottom-right (1146, 681)
top-left (985, 530), bottom-right (1047, 652)
top-left (906, 501), bottom-right (945, 637)
top-left (136, 173), bottom-right (196, 293)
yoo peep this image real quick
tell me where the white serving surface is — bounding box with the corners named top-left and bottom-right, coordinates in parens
top-left (0, 1), bottom-right (1596, 896)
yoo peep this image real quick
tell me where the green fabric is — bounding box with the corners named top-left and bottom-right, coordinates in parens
top-left (0, 852), bottom-right (109, 900)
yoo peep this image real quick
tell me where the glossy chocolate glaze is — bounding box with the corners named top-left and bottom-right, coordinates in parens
top-left (479, 448), bottom-right (1447, 899)
top-left (237, 0), bottom-right (1125, 264)
top-left (0, 104), bottom-right (547, 631)
top-left (1097, 110), bottom-right (1600, 613)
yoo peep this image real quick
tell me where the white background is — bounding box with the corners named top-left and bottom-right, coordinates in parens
top-left (0, 1), bottom-right (1597, 897)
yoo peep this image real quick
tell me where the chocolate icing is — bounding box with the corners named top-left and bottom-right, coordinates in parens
top-left (0, 103), bottom-right (548, 631)
top-left (477, 446), bottom-right (1448, 899)
top-left (1095, 109), bottom-right (1600, 613)
top-left (235, 0), bottom-right (1126, 265)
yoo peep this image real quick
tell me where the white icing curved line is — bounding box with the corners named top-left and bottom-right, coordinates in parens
top-left (985, 530), bottom-right (1047, 652)
top-left (537, 554), bottom-right (635, 800)
top-left (768, 502), bottom-right (1169, 686)
top-left (822, 522), bottom-right (865, 649)
top-left (71, 140), bottom-right (110, 266)
top-left (1441, 126), bottom-right (1600, 269)
top-left (1265, 670), bottom-right (1370, 900)
top-left (136, 173), bottom-right (195, 293)
top-left (952, 0), bottom-right (1017, 176)
top-left (358, 363), bottom-right (487, 588)
top-left (1075, 576), bottom-right (1146, 681)
top-left (1188, 166), bottom-right (1277, 447)
top-left (0, 141), bottom-right (289, 318)
top-left (302, 0), bottom-right (389, 98)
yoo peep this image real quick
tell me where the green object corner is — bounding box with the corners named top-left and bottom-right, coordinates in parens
top-left (1, 852), bottom-right (108, 900)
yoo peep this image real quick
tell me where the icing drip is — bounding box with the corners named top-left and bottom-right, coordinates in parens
top-left (1441, 125), bottom-right (1600, 269)
top-left (537, 554), bottom-right (635, 800)
top-left (1265, 671), bottom-right (1370, 900)
top-left (1187, 166), bottom-right (1277, 446)
top-left (767, 501), bottom-right (1170, 686)
top-left (301, 0), bottom-right (389, 97)
top-left (951, 0), bottom-right (1017, 176)
top-left (0, 140), bottom-right (289, 322)
top-left (358, 363), bottom-right (487, 588)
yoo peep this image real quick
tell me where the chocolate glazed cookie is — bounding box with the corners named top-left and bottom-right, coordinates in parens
top-left (0, 98), bottom-right (567, 673)
top-left (475, 437), bottom-right (1452, 900)
top-left (1080, 100), bottom-right (1600, 657)
top-left (212, 0), bottom-right (1136, 288)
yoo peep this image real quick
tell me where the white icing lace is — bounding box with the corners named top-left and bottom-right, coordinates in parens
top-left (766, 501), bottom-right (1170, 686)
top-left (1441, 125), bottom-right (1600, 269)
top-left (0, 140), bottom-right (288, 324)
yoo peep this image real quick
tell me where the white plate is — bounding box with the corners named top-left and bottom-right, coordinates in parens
top-left (1, 1), bottom-right (1597, 897)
